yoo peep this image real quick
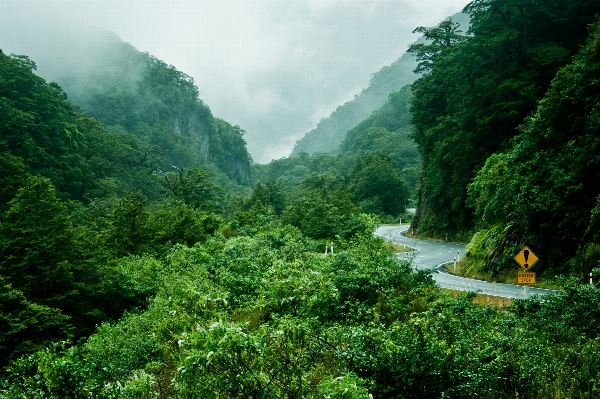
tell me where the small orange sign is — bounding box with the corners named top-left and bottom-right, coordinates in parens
top-left (514, 246), bottom-right (539, 270)
top-left (518, 272), bottom-right (536, 284)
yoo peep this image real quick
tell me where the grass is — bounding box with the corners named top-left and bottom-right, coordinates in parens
top-left (384, 241), bottom-right (413, 252)
top-left (442, 288), bottom-right (513, 308)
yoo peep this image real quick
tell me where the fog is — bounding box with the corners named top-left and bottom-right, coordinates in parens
top-left (1, 0), bottom-right (470, 163)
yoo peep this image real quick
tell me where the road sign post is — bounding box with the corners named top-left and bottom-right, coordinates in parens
top-left (515, 247), bottom-right (538, 291)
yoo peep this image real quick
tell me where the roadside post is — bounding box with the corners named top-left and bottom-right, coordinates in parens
top-left (457, 250), bottom-right (460, 262)
top-left (590, 272), bottom-right (593, 285)
top-left (514, 246), bottom-right (539, 298)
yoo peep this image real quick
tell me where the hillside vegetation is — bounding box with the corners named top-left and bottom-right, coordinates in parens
top-left (290, 51), bottom-right (419, 156)
top-left (250, 85), bottom-right (419, 226)
top-left (290, 13), bottom-right (469, 157)
top-left (21, 30), bottom-right (252, 189)
top-left (407, 0), bottom-right (600, 280)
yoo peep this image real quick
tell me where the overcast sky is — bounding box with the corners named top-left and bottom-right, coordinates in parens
top-left (1, 0), bottom-right (470, 163)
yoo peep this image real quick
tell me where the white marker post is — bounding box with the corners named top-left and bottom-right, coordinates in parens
top-left (590, 272), bottom-right (593, 285)
top-left (325, 246), bottom-right (328, 255)
top-left (454, 257), bottom-right (457, 269)
top-left (330, 242), bottom-right (334, 255)
top-left (457, 250), bottom-right (460, 262)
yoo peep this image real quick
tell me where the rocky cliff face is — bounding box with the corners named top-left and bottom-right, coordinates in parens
top-left (170, 109), bottom-right (212, 164)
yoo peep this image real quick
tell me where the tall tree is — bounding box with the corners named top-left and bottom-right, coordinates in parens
top-left (348, 152), bottom-right (409, 217)
top-left (0, 277), bottom-right (72, 368)
top-left (0, 176), bottom-right (77, 308)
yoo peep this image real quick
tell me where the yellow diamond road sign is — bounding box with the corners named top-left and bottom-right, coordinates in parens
top-left (514, 246), bottom-right (538, 270)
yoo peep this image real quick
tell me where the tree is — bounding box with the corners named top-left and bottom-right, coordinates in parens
top-left (247, 179), bottom-right (286, 216)
top-left (104, 191), bottom-right (151, 257)
top-left (348, 152), bottom-right (409, 217)
top-left (408, 19), bottom-right (465, 74)
top-left (163, 168), bottom-right (223, 212)
top-left (281, 173), bottom-right (360, 239)
top-left (0, 176), bottom-right (77, 308)
top-left (0, 277), bottom-right (72, 368)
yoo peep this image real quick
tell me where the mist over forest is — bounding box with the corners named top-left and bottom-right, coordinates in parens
top-left (1, 0), bottom-right (470, 162)
top-left (2, 0), bottom-right (600, 397)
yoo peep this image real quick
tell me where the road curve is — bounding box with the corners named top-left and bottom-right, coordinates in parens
top-left (376, 225), bottom-right (559, 299)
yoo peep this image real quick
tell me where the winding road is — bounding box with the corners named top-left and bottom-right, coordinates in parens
top-left (376, 225), bottom-right (559, 299)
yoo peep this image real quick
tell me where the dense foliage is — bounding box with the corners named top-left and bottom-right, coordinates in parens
top-left (5, 222), bottom-right (600, 398)
top-left (465, 20), bottom-right (600, 277)
top-left (408, 0), bottom-right (600, 243)
top-left (248, 151), bottom-right (412, 230)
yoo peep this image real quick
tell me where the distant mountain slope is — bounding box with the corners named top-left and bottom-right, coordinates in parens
top-left (0, 51), bottom-right (161, 204)
top-left (338, 84), bottom-right (420, 199)
top-left (2, 28), bottom-right (252, 185)
top-left (290, 12), bottom-right (470, 157)
top-left (290, 51), bottom-right (418, 156)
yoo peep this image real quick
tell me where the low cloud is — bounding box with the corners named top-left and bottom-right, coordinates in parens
top-left (1, 0), bottom-right (470, 163)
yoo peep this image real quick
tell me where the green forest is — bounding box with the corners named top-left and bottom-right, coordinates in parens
top-left (3, 0), bottom-right (600, 397)
top-left (408, 0), bottom-right (600, 281)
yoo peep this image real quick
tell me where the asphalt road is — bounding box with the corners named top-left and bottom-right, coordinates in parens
top-left (376, 225), bottom-right (559, 299)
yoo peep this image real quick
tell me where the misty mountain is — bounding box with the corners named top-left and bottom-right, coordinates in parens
top-left (1, 27), bottom-right (252, 186)
top-left (290, 12), bottom-right (470, 157)
top-left (290, 50), bottom-right (418, 156)
top-left (338, 84), bottom-right (420, 199)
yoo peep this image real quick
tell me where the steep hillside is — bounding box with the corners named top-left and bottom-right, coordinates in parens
top-left (465, 19), bottom-right (600, 277)
top-left (0, 51), bottom-right (159, 203)
top-left (408, 0), bottom-right (600, 278)
top-left (290, 51), bottom-right (418, 156)
top-left (290, 12), bottom-right (470, 157)
top-left (5, 29), bottom-right (252, 185)
top-left (339, 84), bottom-right (420, 199)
